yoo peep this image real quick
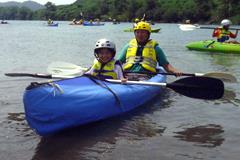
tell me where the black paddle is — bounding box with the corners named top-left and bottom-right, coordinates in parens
top-left (5, 73), bottom-right (224, 100)
top-left (4, 73), bottom-right (74, 79)
top-left (106, 77), bottom-right (224, 100)
top-left (166, 76), bottom-right (224, 100)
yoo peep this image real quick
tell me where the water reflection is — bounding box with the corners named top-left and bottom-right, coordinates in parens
top-left (210, 53), bottom-right (240, 68)
top-left (6, 112), bottom-right (34, 137)
top-left (31, 92), bottom-right (171, 160)
top-left (220, 89), bottom-right (240, 107)
top-left (31, 119), bottom-right (161, 160)
top-left (174, 124), bottom-right (225, 148)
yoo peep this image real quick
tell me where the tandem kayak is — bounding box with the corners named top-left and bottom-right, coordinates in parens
top-left (124, 28), bottom-right (161, 33)
top-left (23, 74), bottom-right (166, 136)
top-left (186, 40), bottom-right (240, 54)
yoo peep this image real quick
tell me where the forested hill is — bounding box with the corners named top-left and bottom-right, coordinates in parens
top-left (0, 0), bottom-right (239, 24)
top-left (0, 1), bottom-right (44, 11)
top-left (69, 0), bottom-right (239, 23)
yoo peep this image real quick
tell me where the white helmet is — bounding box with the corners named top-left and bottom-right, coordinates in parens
top-left (221, 19), bottom-right (232, 26)
top-left (94, 38), bottom-right (116, 54)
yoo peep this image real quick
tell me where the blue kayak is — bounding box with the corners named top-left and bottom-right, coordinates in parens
top-left (47, 23), bottom-right (58, 27)
top-left (23, 74), bottom-right (166, 136)
top-left (83, 21), bottom-right (104, 26)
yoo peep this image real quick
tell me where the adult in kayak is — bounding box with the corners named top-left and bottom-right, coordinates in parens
top-left (212, 19), bottom-right (239, 43)
top-left (86, 38), bottom-right (125, 80)
top-left (118, 21), bottom-right (182, 80)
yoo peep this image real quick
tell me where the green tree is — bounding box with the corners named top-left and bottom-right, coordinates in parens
top-left (44, 2), bottom-right (57, 19)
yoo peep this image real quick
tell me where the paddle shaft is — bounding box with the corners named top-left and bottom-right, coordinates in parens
top-left (5, 73), bottom-right (75, 79)
top-left (179, 24), bottom-right (240, 31)
top-left (124, 71), bottom-right (202, 77)
top-left (6, 70), bottom-right (235, 84)
top-left (46, 61), bottom-right (236, 82)
top-left (199, 26), bottom-right (240, 30)
top-left (106, 79), bottom-right (166, 87)
top-left (124, 71), bottom-right (237, 83)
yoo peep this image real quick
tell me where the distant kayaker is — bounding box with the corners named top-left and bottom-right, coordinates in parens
top-left (47, 18), bottom-right (53, 25)
top-left (118, 21), bottom-right (182, 80)
top-left (185, 19), bottom-right (191, 24)
top-left (133, 18), bottom-right (140, 28)
top-left (1, 20), bottom-right (8, 24)
top-left (72, 18), bottom-right (77, 24)
top-left (86, 39), bottom-right (126, 80)
top-left (79, 19), bottom-right (83, 24)
top-left (212, 19), bottom-right (238, 43)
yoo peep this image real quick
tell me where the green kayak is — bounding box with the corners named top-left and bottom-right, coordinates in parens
top-left (124, 28), bottom-right (161, 33)
top-left (186, 40), bottom-right (240, 54)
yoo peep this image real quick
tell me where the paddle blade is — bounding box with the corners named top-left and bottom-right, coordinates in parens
top-left (167, 77), bottom-right (224, 100)
top-left (203, 72), bottom-right (237, 83)
top-left (47, 61), bottom-right (86, 76)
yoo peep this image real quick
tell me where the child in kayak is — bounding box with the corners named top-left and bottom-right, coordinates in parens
top-left (212, 19), bottom-right (238, 43)
top-left (86, 38), bottom-right (126, 80)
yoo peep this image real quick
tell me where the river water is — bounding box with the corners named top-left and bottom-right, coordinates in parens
top-left (0, 21), bottom-right (240, 160)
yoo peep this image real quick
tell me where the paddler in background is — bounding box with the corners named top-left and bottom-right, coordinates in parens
top-left (78, 19), bottom-right (83, 24)
top-left (212, 19), bottom-right (239, 43)
top-left (185, 19), bottom-right (191, 24)
top-left (118, 21), bottom-right (182, 80)
top-left (47, 18), bottom-right (53, 25)
top-left (133, 18), bottom-right (140, 28)
top-left (72, 18), bottom-right (77, 24)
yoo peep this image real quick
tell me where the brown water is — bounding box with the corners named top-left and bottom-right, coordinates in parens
top-left (0, 21), bottom-right (240, 160)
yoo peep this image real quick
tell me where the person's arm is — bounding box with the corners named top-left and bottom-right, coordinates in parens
top-left (84, 66), bottom-right (94, 75)
top-left (155, 45), bottom-right (169, 66)
top-left (163, 63), bottom-right (182, 76)
top-left (155, 45), bottom-right (182, 76)
top-left (84, 60), bottom-right (96, 75)
top-left (115, 64), bottom-right (125, 79)
top-left (117, 43), bottom-right (129, 63)
top-left (230, 30), bottom-right (238, 38)
top-left (114, 60), bottom-right (128, 82)
top-left (212, 28), bottom-right (220, 37)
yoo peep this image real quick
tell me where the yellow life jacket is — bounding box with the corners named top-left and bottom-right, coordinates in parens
top-left (123, 39), bottom-right (158, 73)
top-left (92, 59), bottom-right (118, 79)
top-left (218, 28), bottom-right (231, 39)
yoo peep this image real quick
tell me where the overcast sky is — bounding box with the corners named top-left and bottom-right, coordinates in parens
top-left (0, 0), bottom-right (76, 5)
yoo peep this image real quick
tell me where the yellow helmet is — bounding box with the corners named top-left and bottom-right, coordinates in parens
top-left (134, 21), bottom-right (151, 33)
